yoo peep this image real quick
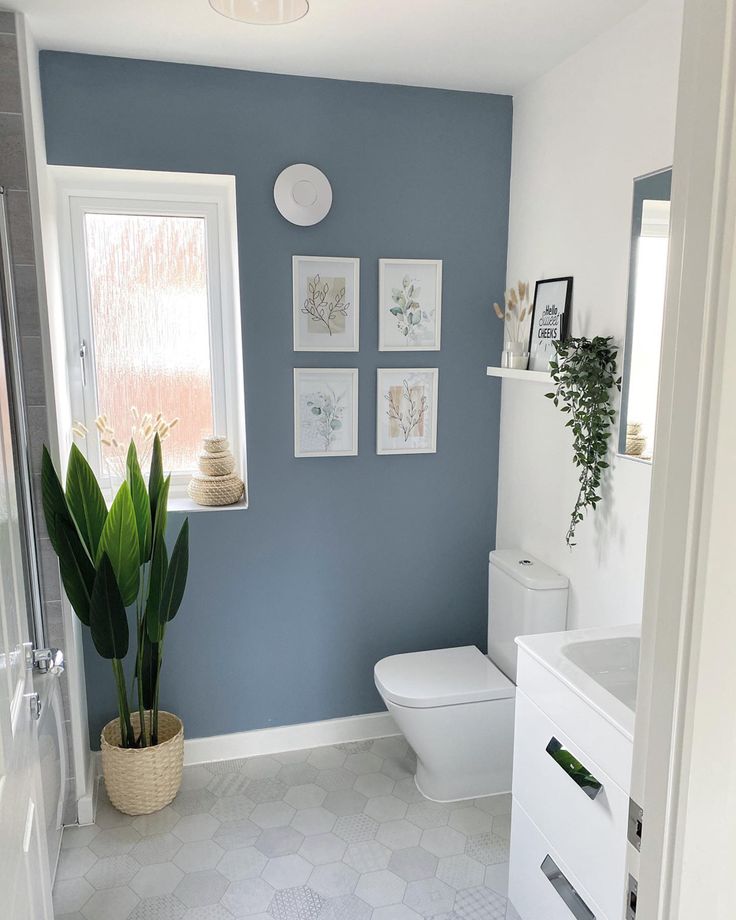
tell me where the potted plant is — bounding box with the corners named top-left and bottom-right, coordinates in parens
top-left (546, 336), bottom-right (622, 547)
top-left (492, 281), bottom-right (532, 369)
top-left (42, 420), bottom-right (189, 815)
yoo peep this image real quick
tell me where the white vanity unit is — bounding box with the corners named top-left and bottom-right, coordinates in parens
top-left (508, 625), bottom-right (639, 920)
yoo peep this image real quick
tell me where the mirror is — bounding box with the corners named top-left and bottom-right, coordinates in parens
top-left (619, 168), bottom-right (672, 461)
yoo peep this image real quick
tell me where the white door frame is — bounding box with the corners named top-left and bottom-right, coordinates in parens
top-left (631, 0), bottom-right (736, 916)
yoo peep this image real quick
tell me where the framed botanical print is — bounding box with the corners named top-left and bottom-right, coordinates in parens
top-left (378, 259), bottom-right (442, 351)
top-left (293, 256), bottom-right (360, 352)
top-left (294, 368), bottom-right (358, 457)
top-left (528, 276), bottom-right (573, 371)
top-left (376, 368), bottom-right (439, 455)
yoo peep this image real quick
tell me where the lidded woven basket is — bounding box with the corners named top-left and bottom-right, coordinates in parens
top-left (100, 711), bottom-right (183, 815)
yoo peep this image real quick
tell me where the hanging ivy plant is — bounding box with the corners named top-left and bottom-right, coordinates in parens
top-left (546, 336), bottom-right (621, 547)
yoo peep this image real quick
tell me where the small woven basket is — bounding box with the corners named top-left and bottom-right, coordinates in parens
top-left (197, 450), bottom-right (236, 476)
top-left (100, 711), bottom-right (184, 815)
top-left (203, 435), bottom-right (229, 454)
top-left (188, 472), bottom-right (244, 506)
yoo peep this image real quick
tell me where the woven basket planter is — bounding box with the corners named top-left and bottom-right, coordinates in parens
top-left (100, 711), bottom-right (184, 815)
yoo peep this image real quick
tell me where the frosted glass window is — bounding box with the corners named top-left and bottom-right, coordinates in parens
top-left (83, 213), bottom-right (214, 474)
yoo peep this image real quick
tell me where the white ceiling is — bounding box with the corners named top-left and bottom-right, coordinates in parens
top-left (12, 0), bottom-right (650, 93)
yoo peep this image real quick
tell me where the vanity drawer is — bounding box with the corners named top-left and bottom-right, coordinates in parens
top-left (512, 689), bottom-right (628, 920)
top-left (509, 798), bottom-right (605, 920)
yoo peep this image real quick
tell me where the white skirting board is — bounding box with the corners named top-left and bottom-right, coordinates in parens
top-left (87, 711), bottom-right (400, 796)
top-left (183, 711), bottom-right (399, 766)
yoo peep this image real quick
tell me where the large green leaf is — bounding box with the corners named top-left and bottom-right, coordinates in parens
top-left (152, 475), bottom-right (170, 551)
top-left (56, 518), bottom-right (95, 626)
top-left (41, 446), bottom-right (75, 558)
top-left (160, 520), bottom-right (189, 624)
top-left (96, 481), bottom-right (140, 606)
top-left (89, 553), bottom-right (129, 660)
top-left (127, 442), bottom-right (152, 563)
top-left (65, 444), bottom-right (108, 559)
top-left (148, 433), bottom-right (164, 524)
top-left (145, 534), bottom-right (168, 644)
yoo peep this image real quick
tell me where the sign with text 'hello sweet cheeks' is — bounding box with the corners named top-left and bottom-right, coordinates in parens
top-left (528, 276), bottom-right (573, 371)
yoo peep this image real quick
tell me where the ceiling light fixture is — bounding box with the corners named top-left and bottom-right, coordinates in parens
top-left (209, 0), bottom-right (309, 25)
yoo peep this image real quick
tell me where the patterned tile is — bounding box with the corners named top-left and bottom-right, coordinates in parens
top-left (454, 886), bottom-right (507, 920)
top-left (268, 886), bottom-right (322, 920)
top-left (56, 738), bottom-right (509, 920)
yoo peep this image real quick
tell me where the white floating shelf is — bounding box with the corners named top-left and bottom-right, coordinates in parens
top-left (486, 366), bottom-right (551, 383)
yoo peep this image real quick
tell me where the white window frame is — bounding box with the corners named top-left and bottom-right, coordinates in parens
top-left (52, 166), bottom-right (248, 508)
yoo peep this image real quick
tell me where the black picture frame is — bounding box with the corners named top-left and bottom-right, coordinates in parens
top-left (528, 276), bottom-right (573, 371)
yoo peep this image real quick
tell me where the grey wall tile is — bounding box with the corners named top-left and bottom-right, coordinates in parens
top-left (14, 263), bottom-right (41, 334)
top-left (0, 11), bottom-right (15, 35)
top-left (0, 112), bottom-right (27, 188)
top-left (20, 334), bottom-right (46, 405)
top-left (39, 536), bottom-right (62, 602)
top-left (7, 189), bottom-right (34, 264)
top-left (26, 404), bottom-right (49, 475)
top-left (0, 32), bottom-right (21, 113)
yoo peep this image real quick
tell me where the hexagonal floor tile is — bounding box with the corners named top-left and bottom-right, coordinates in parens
top-left (420, 826), bottom-right (466, 858)
top-left (354, 869), bottom-right (406, 907)
top-left (262, 854), bottom-right (313, 890)
top-left (130, 863), bottom-right (184, 898)
top-left (343, 840), bottom-right (391, 874)
top-left (316, 894), bottom-right (370, 920)
top-left (307, 748), bottom-right (346, 770)
top-left (246, 780), bottom-right (288, 805)
top-left (172, 814), bottom-right (221, 843)
top-left (85, 855), bottom-right (139, 890)
top-left (277, 763), bottom-right (318, 786)
top-left (391, 779), bottom-right (423, 805)
top-left (352, 773), bottom-right (395, 799)
top-left (172, 790), bottom-right (217, 817)
top-left (283, 784), bottom-right (327, 810)
top-left (213, 818), bottom-right (260, 851)
top-left (388, 846), bottom-right (438, 882)
top-left (405, 801), bottom-right (451, 830)
top-left (290, 807), bottom-right (336, 837)
top-left (217, 846), bottom-right (268, 881)
top-left (313, 769), bottom-right (355, 792)
top-left (133, 810), bottom-right (181, 838)
top-left (372, 905), bottom-right (422, 920)
top-left (89, 827), bottom-right (142, 858)
top-left (364, 796), bottom-right (408, 823)
top-left (448, 807), bottom-right (491, 837)
top-left (370, 738), bottom-right (410, 760)
top-left (344, 753), bottom-right (383, 775)
top-left (132, 834), bottom-right (183, 867)
top-left (465, 832), bottom-right (509, 866)
top-left (206, 773), bottom-right (251, 798)
top-left (484, 862), bottom-right (509, 898)
top-left (57, 846), bottom-right (98, 880)
top-left (210, 795), bottom-right (256, 823)
top-left (174, 870), bottom-right (228, 908)
top-left (268, 886), bottom-right (322, 920)
top-left (203, 758), bottom-right (249, 775)
top-left (298, 833), bottom-right (347, 866)
top-left (251, 802), bottom-right (296, 829)
top-left (242, 757), bottom-right (282, 780)
top-left (473, 793), bottom-right (512, 817)
top-left (53, 877), bottom-right (95, 915)
top-left (322, 790), bottom-right (367, 818)
top-left (453, 885), bottom-right (507, 920)
top-left (221, 877), bottom-right (275, 917)
top-left (332, 814), bottom-right (378, 845)
top-left (181, 767), bottom-right (213, 793)
top-left (375, 820), bottom-right (421, 851)
top-left (181, 906), bottom-right (235, 920)
top-left (308, 861), bottom-right (359, 899)
top-left (403, 877), bottom-right (456, 917)
top-left (437, 855), bottom-right (485, 891)
top-left (173, 840), bottom-right (224, 872)
top-left (126, 894), bottom-right (185, 920)
top-left (255, 826), bottom-right (305, 857)
top-left (81, 886), bottom-right (141, 920)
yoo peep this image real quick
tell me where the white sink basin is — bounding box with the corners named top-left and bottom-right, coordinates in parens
top-left (562, 635), bottom-right (639, 711)
top-left (516, 624), bottom-right (640, 740)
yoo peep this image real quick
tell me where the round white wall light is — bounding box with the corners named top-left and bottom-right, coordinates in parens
top-left (209, 0), bottom-right (309, 25)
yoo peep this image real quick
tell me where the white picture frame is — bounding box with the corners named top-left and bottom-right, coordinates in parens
top-left (294, 368), bottom-right (359, 457)
top-left (293, 256), bottom-right (360, 352)
top-left (378, 259), bottom-right (442, 351)
top-left (376, 368), bottom-right (439, 455)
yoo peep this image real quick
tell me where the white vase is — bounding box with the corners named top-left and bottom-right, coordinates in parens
top-left (502, 341), bottom-right (529, 370)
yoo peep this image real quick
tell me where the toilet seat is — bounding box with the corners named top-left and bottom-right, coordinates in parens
top-left (374, 645), bottom-right (515, 709)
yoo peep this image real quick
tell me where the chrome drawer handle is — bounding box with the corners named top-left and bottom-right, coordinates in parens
top-left (546, 737), bottom-right (602, 800)
top-left (541, 855), bottom-right (596, 920)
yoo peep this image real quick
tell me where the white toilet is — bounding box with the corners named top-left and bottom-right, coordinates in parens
top-left (374, 550), bottom-right (568, 802)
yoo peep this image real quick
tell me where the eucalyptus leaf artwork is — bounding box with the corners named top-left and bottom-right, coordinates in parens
top-left (379, 259), bottom-right (442, 351)
top-left (546, 336), bottom-right (621, 547)
top-left (42, 433), bottom-right (189, 748)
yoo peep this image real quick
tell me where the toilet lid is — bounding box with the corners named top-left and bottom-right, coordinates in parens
top-left (374, 646), bottom-right (515, 709)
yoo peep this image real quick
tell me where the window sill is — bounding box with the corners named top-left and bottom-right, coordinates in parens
top-left (168, 497), bottom-right (249, 514)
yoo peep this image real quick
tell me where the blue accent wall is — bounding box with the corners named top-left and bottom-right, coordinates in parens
top-left (40, 52), bottom-right (512, 745)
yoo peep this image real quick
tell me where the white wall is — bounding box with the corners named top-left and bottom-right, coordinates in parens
top-left (498, 0), bottom-right (683, 629)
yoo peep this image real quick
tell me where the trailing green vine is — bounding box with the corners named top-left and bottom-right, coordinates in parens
top-left (546, 336), bottom-right (621, 547)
